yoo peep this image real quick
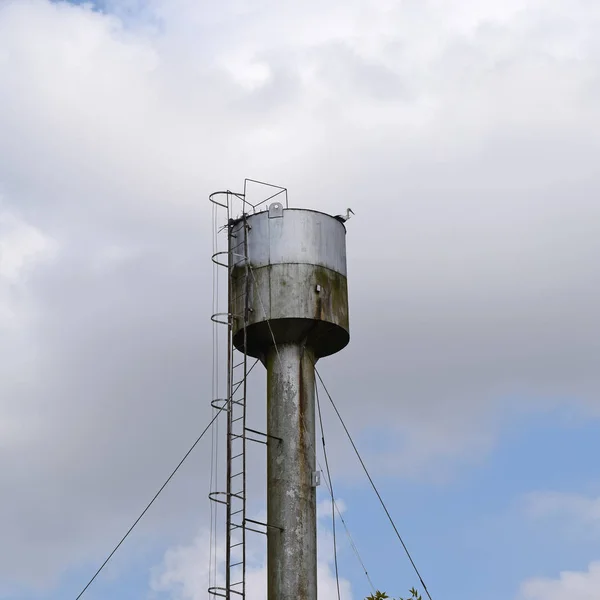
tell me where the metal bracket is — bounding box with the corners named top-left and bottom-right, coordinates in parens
top-left (268, 202), bottom-right (284, 218)
top-left (311, 470), bottom-right (321, 487)
top-left (244, 517), bottom-right (284, 534)
top-left (245, 427), bottom-right (283, 444)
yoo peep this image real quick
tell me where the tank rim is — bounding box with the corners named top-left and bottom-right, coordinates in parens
top-left (229, 207), bottom-right (347, 232)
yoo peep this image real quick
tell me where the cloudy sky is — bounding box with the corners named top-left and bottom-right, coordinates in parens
top-left (1, 0), bottom-right (600, 598)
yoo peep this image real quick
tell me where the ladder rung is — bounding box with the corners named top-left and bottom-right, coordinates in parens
top-left (231, 561), bottom-right (243, 568)
top-left (231, 508), bottom-right (244, 516)
top-left (232, 415), bottom-right (244, 423)
top-left (230, 471), bottom-right (243, 479)
top-left (230, 541), bottom-right (243, 549)
top-left (232, 452), bottom-right (244, 460)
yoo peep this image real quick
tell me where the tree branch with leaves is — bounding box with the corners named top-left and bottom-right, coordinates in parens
top-left (366, 588), bottom-right (422, 600)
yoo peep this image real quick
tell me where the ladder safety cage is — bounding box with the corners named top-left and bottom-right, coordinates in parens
top-left (208, 182), bottom-right (287, 600)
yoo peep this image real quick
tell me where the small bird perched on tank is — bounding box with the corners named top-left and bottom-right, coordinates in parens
top-left (334, 208), bottom-right (354, 223)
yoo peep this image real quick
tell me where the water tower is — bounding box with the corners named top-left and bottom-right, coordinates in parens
top-left (209, 181), bottom-right (350, 600)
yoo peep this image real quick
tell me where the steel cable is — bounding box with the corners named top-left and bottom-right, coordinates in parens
top-left (316, 381), bottom-right (341, 600)
top-left (315, 367), bottom-right (434, 600)
top-left (74, 410), bottom-right (222, 599)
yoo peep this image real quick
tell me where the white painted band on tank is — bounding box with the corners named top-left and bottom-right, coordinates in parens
top-left (230, 208), bottom-right (348, 276)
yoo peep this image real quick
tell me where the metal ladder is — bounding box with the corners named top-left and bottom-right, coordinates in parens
top-left (209, 197), bottom-right (250, 600)
top-left (209, 185), bottom-right (288, 600)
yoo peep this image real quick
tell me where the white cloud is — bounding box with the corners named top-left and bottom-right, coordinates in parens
top-left (518, 493), bottom-right (600, 599)
top-left (0, 208), bottom-right (56, 450)
top-left (150, 532), bottom-right (222, 600)
top-left (519, 561), bottom-right (600, 600)
top-left (0, 210), bottom-right (56, 281)
top-left (523, 491), bottom-right (600, 542)
top-left (318, 497), bottom-right (347, 520)
top-left (525, 491), bottom-right (600, 523)
top-left (0, 0), bottom-right (600, 591)
top-left (151, 507), bottom-right (354, 599)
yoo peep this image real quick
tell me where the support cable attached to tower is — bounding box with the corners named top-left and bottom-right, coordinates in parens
top-left (320, 472), bottom-right (377, 595)
top-left (73, 410), bottom-right (223, 600)
top-left (315, 380), bottom-right (341, 600)
top-left (73, 354), bottom-right (259, 600)
top-left (314, 367), bottom-right (434, 600)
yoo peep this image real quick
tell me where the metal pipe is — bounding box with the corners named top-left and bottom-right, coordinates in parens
top-left (266, 343), bottom-right (317, 600)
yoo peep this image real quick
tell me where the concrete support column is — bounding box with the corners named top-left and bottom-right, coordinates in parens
top-left (266, 343), bottom-right (317, 600)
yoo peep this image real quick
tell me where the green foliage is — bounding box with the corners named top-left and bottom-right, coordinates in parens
top-left (365, 588), bottom-right (421, 600)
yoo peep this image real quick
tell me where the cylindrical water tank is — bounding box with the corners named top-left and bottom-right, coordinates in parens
top-left (229, 202), bottom-right (349, 359)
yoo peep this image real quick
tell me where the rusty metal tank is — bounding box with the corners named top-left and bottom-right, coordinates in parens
top-left (229, 202), bottom-right (350, 359)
